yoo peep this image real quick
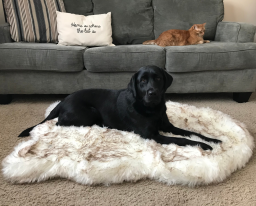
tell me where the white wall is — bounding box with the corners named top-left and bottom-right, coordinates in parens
top-left (224, 0), bottom-right (256, 24)
top-left (223, 0), bottom-right (256, 41)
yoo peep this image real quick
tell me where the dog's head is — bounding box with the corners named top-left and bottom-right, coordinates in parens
top-left (128, 65), bottom-right (173, 107)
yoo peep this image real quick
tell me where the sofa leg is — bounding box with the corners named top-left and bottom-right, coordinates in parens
top-left (0, 95), bottom-right (13, 104)
top-left (233, 92), bottom-right (252, 103)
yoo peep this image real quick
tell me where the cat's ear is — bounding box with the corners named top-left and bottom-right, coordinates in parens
top-left (203, 23), bottom-right (206, 27)
top-left (194, 25), bottom-right (198, 30)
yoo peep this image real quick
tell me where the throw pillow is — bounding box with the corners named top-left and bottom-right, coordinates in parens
top-left (56, 11), bottom-right (113, 46)
top-left (3, 0), bottom-right (66, 43)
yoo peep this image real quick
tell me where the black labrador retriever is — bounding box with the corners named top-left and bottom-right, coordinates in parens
top-left (19, 65), bottom-right (221, 150)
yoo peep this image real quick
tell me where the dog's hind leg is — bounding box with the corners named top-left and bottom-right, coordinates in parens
top-left (57, 106), bottom-right (102, 128)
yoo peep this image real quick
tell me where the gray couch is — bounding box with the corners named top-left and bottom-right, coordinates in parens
top-left (0, 0), bottom-right (256, 104)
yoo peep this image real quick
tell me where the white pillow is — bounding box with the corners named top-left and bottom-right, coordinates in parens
top-left (56, 11), bottom-right (113, 46)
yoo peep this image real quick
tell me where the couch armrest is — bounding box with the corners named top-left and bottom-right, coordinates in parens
top-left (0, 23), bottom-right (12, 44)
top-left (215, 22), bottom-right (256, 42)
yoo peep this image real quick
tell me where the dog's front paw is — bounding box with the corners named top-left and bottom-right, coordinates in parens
top-left (204, 137), bottom-right (222, 144)
top-left (199, 142), bottom-right (212, 151)
top-left (209, 138), bottom-right (222, 144)
top-left (197, 134), bottom-right (222, 144)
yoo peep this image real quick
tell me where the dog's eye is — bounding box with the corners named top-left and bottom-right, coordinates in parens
top-left (141, 78), bottom-right (147, 83)
top-left (156, 77), bottom-right (161, 81)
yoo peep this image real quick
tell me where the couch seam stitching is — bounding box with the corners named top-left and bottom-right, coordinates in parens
top-left (236, 23), bottom-right (241, 42)
top-left (165, 49), bottom-right (256, 54)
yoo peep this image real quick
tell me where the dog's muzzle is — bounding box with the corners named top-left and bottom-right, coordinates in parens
top-left (144, 89), bottom-right (161, 107)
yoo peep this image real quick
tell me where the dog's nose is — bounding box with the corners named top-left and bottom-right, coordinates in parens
top-left (148, 89), bottom-right (156, 96)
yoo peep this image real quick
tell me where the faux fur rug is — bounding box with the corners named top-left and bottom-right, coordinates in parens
top-left (2, 101), bottom-right (254, 186)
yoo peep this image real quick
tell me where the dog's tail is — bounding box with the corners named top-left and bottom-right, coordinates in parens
top-left (142, 40), bottom-right (157, 45)
top-left (18, 102), bottom-right (62, 137)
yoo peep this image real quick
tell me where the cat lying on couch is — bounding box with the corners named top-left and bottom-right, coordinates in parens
top-left (143, 23), bottom-right (209, 47)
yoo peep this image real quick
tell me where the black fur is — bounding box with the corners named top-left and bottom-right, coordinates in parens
top-left (19, 65), bottom-right (221, 150)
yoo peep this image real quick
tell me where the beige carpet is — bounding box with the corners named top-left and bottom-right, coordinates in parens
top-left (1, 93), bottom-right (256, 206)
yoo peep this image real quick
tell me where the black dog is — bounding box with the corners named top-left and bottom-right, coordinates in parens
top-left (19, 65), bottom-right (221, 150)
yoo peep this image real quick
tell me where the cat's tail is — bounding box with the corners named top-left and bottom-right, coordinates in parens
top-left (143, 40), bottom-right (157, 45)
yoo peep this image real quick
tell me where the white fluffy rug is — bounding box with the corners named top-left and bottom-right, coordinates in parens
top-left (2, 101), bottom-right (254, 186)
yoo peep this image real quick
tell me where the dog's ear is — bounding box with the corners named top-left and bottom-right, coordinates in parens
top-left (162, 69), bottom-right (173, 91)
top-left (128, 72), bottom-right (138, 98)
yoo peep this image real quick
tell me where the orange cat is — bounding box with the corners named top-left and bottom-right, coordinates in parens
top-left (143, 23), bottom-right (210, 47)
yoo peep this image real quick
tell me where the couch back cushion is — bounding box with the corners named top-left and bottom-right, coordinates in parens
top-left (92, 0), bottom-right (154, 45)
top-left (63, 0), bottom-right (93, 15)
top-left (153, 0), bottom-right (224, 40)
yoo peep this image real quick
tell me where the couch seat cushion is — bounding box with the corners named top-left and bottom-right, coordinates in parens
top-left (165, 42), bottom-right (256, 73)
top-left (84, 45), bottom-right (165, 72)
top-left (0, 43), bottom-right (86, 72)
